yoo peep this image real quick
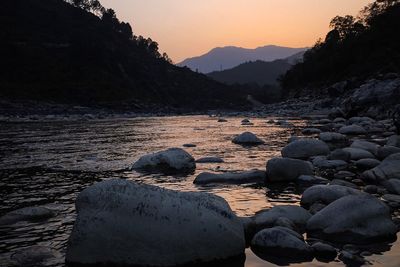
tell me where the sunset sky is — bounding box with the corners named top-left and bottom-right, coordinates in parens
top-left (101, 0), bottom-right (373, 62)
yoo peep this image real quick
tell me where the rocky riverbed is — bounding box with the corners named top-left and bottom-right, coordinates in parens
top-left (0, 115), bottom-right (400, 266)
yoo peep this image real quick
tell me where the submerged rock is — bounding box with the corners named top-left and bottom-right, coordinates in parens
top-left (232, 132), bottom-right (264, 145)
top-left (0, 206), bottom-right (56, 225)
top-left (306, 195), bottom-right (397, 244)
top-left (266, 157), bottom-right (313, 182)
top-left (281, 139), bottom-right (330, 159)
top-left (66, 179), bottom-right (245, 266)
top-left (132, 148), bottom-right (195, 173)
top-left (194, 170), bottom-right (265, 185)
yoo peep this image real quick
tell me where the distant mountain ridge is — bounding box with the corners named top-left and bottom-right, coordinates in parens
top-left (177, 45), bottom-right (308, 73)
top-left (207, 51), bottom-right (306, 86)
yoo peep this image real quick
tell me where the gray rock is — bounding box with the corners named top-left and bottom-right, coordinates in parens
top-left (312, 157), bottom-right (347, 169)
top-left (377, 146), bottom-right (400, 159)
top-left (333, 118), bottom-right (347, 123)
top-left (0, 206), bottom-right (56, 225)
top-left (362, 155), bottom-right (400, 181)
top-left (281, 139), bottom-right (330, 159)
top-left (217, 118), bottom-right (228, 122)
top-left (266, 158), bottom-right (313, 182)
top-left (132, 148), bottom-right (195, 173)
top-left (355, 158), bottom-right (381, 169)
top-left (251, 227), bottom-right (312, 257)
top-left (328, 149), bottom-right (351, 161)
top-left (306, 195), bottom-right (397, 244)
top-left (319, 132), bottom-right (347, 143)
top-left (194, 170), bottom-right (265, 185)
top-left (232, 132), bottom-right (264, 145)
top-left (183, 143), bottom-right (196, 148)
top-left (309, 203), bottom-right (326, 215)
top-left (383, 179), bottom-right (400, 195)
top-left (334, 171), bottom-right (356, 180)
top-left (10, 246), bottom-right (62, 267)
top-left (342, 147), bottom-right (375, 160)
top-left (387, 135), bottom-right (400, 147)
top-left (195, 157), bottom-right (224, 163)
top-left (382, 194), bottom-right (400, 205)
top-left (66, 179), bottom-right (245, 266)
top-left (350, 140), bottom-right (380, 156)
top-left (301, 185), bottom-right (363, 208)
top-left (297, 175), bottom-right (329, 185)
top-left (349, 117), bottom-right (375, 124)
top-left (330, 179), bottom-right (359, 189)
top-left (302, 128), bottom-right (322, 135)
top-left (364, 185), bottom-right (378, 194)
top-left (339, 125), bottom-right (367, 135)
top-left (311, 242), bottom-right (337, 259)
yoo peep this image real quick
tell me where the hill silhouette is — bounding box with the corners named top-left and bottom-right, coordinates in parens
top-left (178, 45), bottom-right (307, 73)
top-left (0, 0), bottom-right (252, 110)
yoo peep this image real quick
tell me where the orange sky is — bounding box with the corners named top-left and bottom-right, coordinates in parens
top-left (101, 0), bottom-right (373, 62)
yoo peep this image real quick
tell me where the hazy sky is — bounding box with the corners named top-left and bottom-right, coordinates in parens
top-left (101, 0), bottom-right (373, 62)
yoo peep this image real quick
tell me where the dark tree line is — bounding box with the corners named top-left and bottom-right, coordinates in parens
top-left (281, 0), bottom-right (400, 95)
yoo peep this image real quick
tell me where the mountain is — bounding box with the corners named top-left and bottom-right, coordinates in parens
top-left (207, 51), bottom-right (305, 86)
top-left (177, 45), bottom-right (307, 73)
top-left (0, 0), bottom-right (251, 110)
top-left (281, 0), bottom-right (400, 96)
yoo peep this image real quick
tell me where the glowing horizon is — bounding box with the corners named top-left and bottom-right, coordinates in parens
top-left (101, 0), bottom-right (373, 62)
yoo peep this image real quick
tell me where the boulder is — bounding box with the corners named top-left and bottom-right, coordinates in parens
top-left (311, 242), bottom-right (337, 259)
top-left (330, 179), bottom-right (359, 189)
top-left (383, 179), bottom-right (400, 195)
top-left (196, 157), bottom-right (224, 163)
top-left (319, 132), bottom-right (347, 143)
top-left (342, 147), bottom-right (375, 160)
top-left (387, 135), bottom-right (400, 147)
top-left (66, 179), bottom-right (245, 266)
top-left (350, 140), bottom-right (380, 156)
top-left (301, 185), bottom-right (363, 209)
top-left (132, 148), bottom-right (195, 173)
top-left (355, 158), bottom-right (381, 169)
top-left (251, 227), bottom-right (312, 259)
top-left (306, 195), bottom-right (397, 244)
top-left (348, 117), bottom-right (375, 124)
top-left (339, 125), bottom-right (367, 135)
top-left (232, 132), bottom-right (264, 145)
top-left (281, 139), bottom-right (330, 159)
top-left (377, 146), bottom-right (400, 159)
top-left (0, 206), bottom-right (56, 225)
top-left (312, 157), bottom-right (347, 169)
top-left (194, 170), bottom-right (265, 185)
top-left (328, 149), bottom-right (351, 161)
top-left (302, 128), bottom-right (322, 135)
top-left (362, 155), bottom-right (400, 181)
top-left (266, 158), bottom-right (313, 182)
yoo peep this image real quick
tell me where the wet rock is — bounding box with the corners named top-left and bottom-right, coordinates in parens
top-left (302, 128), bottom-right (322, 135)
top-left (195, 157), bottom-right (224, 163)
top-left (281, 139), bottom-right (330, 159)
top-left (252, 205), bottom-right (311, 233)
top-left (311, 242), bottom-right (337, 259)
top-left (297, 175), bottom-right (329, 185)
top-left (383, 179), bottom-right (400, 195)
top-left (339, 125), bottom-right (367, 135)
top-left (251, 227), bottom-right (312, 259)
top-left (350, 140), bottom-right (380, 156)
top-left (342, 147), bottom-right (375, 160)
top-left (232, 132), bottom-right (264, 145)
top-left (387, 135), bottom-right (400, 147)
top-left (330, 179), bottom-right (359, 189)
top-left (377, 146), bottom-right (400, 159)
top-left (132, 148), bottom-right (195, 174)
top-left (0, 206), bottom-right (56, 225)
top-left (194, 170), bottom-right (265, 185)
top-left (362, 154), bottom-right (400, 181)
top-left (266, 157), bottom-right (313, 182)
top-left (312, 156), bottom-right (347, 169)
top-left (301, 185), bottom-right (363, 209)
top-left (333, 118), bottom-right (347, 123)
top-left (274, 217), bottom-right (297, 230)
top-left (355, 158), bottom-right (381, 169)
top-left (66, 179), bottom-right (245, 266)
top-left (306, 195), bottom-right (397, 244)
top-left (328, 149), bottom-right (351, 161)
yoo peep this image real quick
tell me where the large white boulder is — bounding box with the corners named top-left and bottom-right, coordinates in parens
top-left (301, 185), bottom-right (363, 208)
top-left (306, 195), bottom-right (397, 244)
top-left (281, 139), bottom-right (330, 159)
top-left (66, 179), bottom-right (245, 266)
top-left (232, 132), bottom-right (264, 145)
top-left (266, 158), bottom-right (313, 182)
top-left (132, 148), bottom-right (195, 173)
top-left (194, 170), bottom-right (265, 185)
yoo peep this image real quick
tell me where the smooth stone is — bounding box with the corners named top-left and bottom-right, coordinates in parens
top-left (328, 149), bottom-right (351, 161)
top-left (301, 185), bottom-right (363, 209)
top-left (217, 118), bottom-right (228, 122)
top-left (274, 217), bottom-right (297, 231)
top-left (318, 119), bottom-right (332, 124)
top-left (387, 135), bottom-right (400, 147)
top-left (311, 242), bottom-right (337, 259)
top-left (132, 148), bottom-right (195, 173)
top-left (251, 227), bottom-right (312, 258)
top-left (66, 179), bottom-right (245, 266)
top-left (232, 132), bottom-right (264, 145)
top-left (383, 179), bottom-right (400, 195)
top-left (183, 143), bottom-right (196, 148)
top-left (241, 119), bottom-right (251, 123)
top-left (362, 155), bottom-right (400, 181)
top-left (333, 118), bottom-right (347, 123)
top-left (281, 139), bottom-right (330, 159)
top-left (302, 128), bottom-right (322, 135)
top-left (266, 158), bottom-right (313, 182)
top-left (382, 194), bottom-right (400, 204)
top-left (334, 171), bottom-right (356, 180)
top-left (339, 125), bottom-right (367, 135)
top-left (297, 175), bottom-right (329, 185)
top-left (309, 203), bottom-right (326, 215)
top-left (351, 140), bottom-right (380, 156)
top-left (342, 147), bottom-right (375, 160)
top-left (377, 146), bottom-right (400, 159)
top-left (306, 195), bottom-right (397, 244)
top-left (330, 179), bottom-right (359, 189)
top-left (312, 157), bottom-right (348, 169)
top-left (319, 132), bottom-right (347, 143)
top-left (194, 170), bottom-right (265, 185)
top-left (195, 157), bottom-right (224, 163)
top-left (355, 158), bottom-right (381, 169)
top-left (349, 117), bottom-right (375, 124)
top-left (10, 246), bottom-right (62, 266)
top-left (0, 206), bottom-right (56, 225)
top-left (364, 185), bottom-right (378, 194)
